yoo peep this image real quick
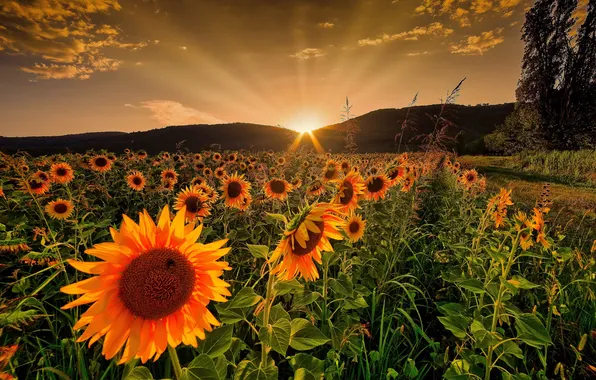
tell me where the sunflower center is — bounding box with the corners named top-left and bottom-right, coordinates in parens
top-left (94, 157), bottom-right (108, 167)
top-left (349, 221), bottom-right (360, 233)
top-left (37, 173), bottom-right (49, 181)
top-left (132, 177), bottom-right (142, 186)
top-left (29, 180), bottom-right (43, 189)
top-left (339, 181), bottom-right (354, 205)
top-left (119, 248), bottom-right (195, 320)
top-left (54, 203), bottom-right (68, 214)
top-left (367, 177), bottom-right (384, 193)
top-left (292, 220), bottom-right (325, 256)
top-left (270, 180), bottom-right (286, 194)
top-left (227, 181), bottom-right (242, 198)
top-left (57, 168), bottom-right (67, 176)
top-left (184, 195), bottom-right (202, 213)
top-left (466, 174), bottom-right (476, 182)
top-left (165, 172), bottom-right (175, 179)
top-left (324, 169), bottom-right (336, 180)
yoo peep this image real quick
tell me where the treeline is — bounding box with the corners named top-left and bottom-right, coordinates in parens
top-left (486, 0), bottom-right (596, 154)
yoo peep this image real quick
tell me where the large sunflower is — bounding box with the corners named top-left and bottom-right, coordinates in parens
top-left (306, 180), bottom-right (325, 197)
top-left (61, 205), bottom-right (231, 363)
top-left (50, 162), bottom-right (75, 184)
top-left (45, 199), bottom-right (75, 220)
top-left (264, 178), bottom-right (293, 201)
top-left (363, 174), bottom-right (390, 201)
top-left (174, 186), bottom-right (211, 221)
top-left (332, 171), bottom-right (364, 212)
top-left (322, 160), bottom-right (340, 183)
top-left (127, 171), bottom-right (146, 191)
top-left (270, 203), bottom-right (344, 281)
top-left (89, 155), bottom-right (112, 172)
top-left (222, 173), bottom-right (251, 209)
top-left (344, 213), bottom-right (366, 243)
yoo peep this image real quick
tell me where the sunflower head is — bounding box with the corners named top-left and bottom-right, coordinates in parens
top-left (175, 186), bottom-right (211, 221)
top-left (89, 155), bottom-right (112, 172)
top-left (344, 213), bottom-right (366, 243)
top-left (364, 174), bottom-right (390, 201)
top-left (214, 167), bottom-right (227, 179)
top-left (270, 203), bottom-right (344, 281)
top-left (333, 171), bottom-right (364, 211)
top-left (33, 170), bottom-right (50, 183)
top-left (127, 171), bottom-right (146, 191)
top-left (25, 177), bottom-right (50, 195)
top-left (264, 178), bottom-right (292, 201)
top-left (203, 168), bottom-right (213, 177)
top-left (45, 199), bottom-right (74, 220)
top-left (61, 205), bottom-right (231, 363)
top-left (50, 162), bottom-right (74, 184)
top-left (222, 173), bottom-right (251, 209)
top-left (161, 169), bottom-right (178, 184)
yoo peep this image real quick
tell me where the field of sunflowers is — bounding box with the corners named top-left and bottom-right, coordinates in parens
top-left (0, 148), bottom-right (594, 380)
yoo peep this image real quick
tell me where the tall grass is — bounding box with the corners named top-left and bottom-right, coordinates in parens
top-left (517, 150), bottom-right (596, 185)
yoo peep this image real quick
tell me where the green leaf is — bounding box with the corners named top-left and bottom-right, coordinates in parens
top-left (507, 275), bottom-right (539, 290)
top-left (247, 244), bottom-right (269, 259)
top-left (265, 212), bottom-right (288, 224)
top-left (329, 273), bottom-right (354, 297)
top-left (180, 354), bottom-right (221, 380)
top-left (234, 360), bottom-right (278, 380)
top-left (438, 315), bottom-right (470, 339)
top-left (404, 358), bottom-right (419, 379)
top-left (124, 367), bottom-right (154, 380)
top-left (292, 291), bottom-right (321, 308)
top-left (289, 353), bottom-right (325, 377)
top-left (214, 357), bottom-right (229, 380)
top-left (274, 279), bottom-right (303, 296)
top-left (290, 318), bottom-right (330, 351)
top-left (470, 320), bottom-right (499, 348)
top-left (228, 287), bottom-right (263, 309)
top-left (259, 318), bottom-right (291, 356)
top-left (515, 313), bottom-right (552, 348)
top-left (458, 279), bottom-right (485, 294)
top-left (267, 304), bottom-right (291, 325)
top-left (293, 368), bottom-right (317, 380)
top-left (215, 304), bottom-right (246, 324)
top-left (495, 340), bottom-right (524, 368)
top-left (198, 325), bottom-right (234, 358)
top-left (343, 295), bottom-right (368, 310)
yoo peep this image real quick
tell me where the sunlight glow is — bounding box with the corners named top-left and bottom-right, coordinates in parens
top-left (286, 112), bottom-right (323, 133)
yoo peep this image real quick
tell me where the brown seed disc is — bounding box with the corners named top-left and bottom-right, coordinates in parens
top-left (227, 181), bottom-right (242, 198)
top-left (292, 220), bottom-right (325, 256)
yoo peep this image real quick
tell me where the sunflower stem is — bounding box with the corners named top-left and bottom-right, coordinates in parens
top-left (167, 345), bottom-right (183, 379)
top-left (260, 264), bottom-right (276, 367)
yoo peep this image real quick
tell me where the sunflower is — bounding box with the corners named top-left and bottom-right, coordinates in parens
top-left (277, 157), bottom-right (286, 166)
top-left (462, 169), bottom-right (478, 187)
top-left (270, 203), bottom-right (344, 281)
top-left (269, 167), bottom-right (278, 176)
top-left (32, 170), bottom-right (50, 184)
top-left (174, 186), bottom-right (211, 221)
top-left (212, 153), bottom-right (222, 162)
top-left (222, 173), bottom-right (251, 209)
top-left (50, 162), bottom-right (75, 184)
top-left (264, 178), bottom-right (293, 201)
top-left (332, 171), bottom-right (364, 212)
top-left (161, 180), bottom-right (175, 191)
top-left (191, 176), bottom-right (206, 187)
top-left (45, 199), bottom-right (75, 220)
top-left (203, 168), bottom-right (213, 177)
top-left (0, 240), bottom-right (30, 253)
top-left (306, 180), bottom-right (325, 197)
top-left (61, 205), bottom-right (231, 363)
top-left (214, 167), bottom-right (227, 179)
top-left (363, 174), bottom-right (390, 201)
top-left (290, 177), bottom-right (302, 188)
top-left (386, 165), bottom-right (406, 186)
top-left (161, 168), bottom-right (178, 184)
top-left (401, 175), bottom-right (414, 193)
top-left (137, 151), bottom-right (147, 160)
top-left (89, 155), bottom-right (112, 172)
top-left (127, 171), bottom-right (146, 191)
top-left (228, 153), bottom-right (237, 162)
top-left (162, 152), bottom-right (170, 160)
top-left (340, 160), bottom-right (351, 174)
top-left (322, 160), bottom-right (340, 182)
top-left (344, 213), bottom-right (366, 243)
top-left (25, 177), bottom-right (50, 195)
top-left (239, 162), bottom-right (247, 171)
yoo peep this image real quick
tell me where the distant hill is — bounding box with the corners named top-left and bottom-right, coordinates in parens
top-left (0, 103), bottom-right (514, 155)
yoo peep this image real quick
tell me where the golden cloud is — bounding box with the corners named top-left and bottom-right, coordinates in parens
top-left (0, 0), bottom-right (145, 80)
top-left (450, 28), bottom-right (505, 55)
top-left (358, 22), bottom-right (453, 46)
top-left (290, 48), bottom-right (325, 60)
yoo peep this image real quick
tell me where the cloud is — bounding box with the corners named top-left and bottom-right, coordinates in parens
top-left (450, 28), bottom-right (505, 55)
top-left (128, 100), bottom-right (224, 126)
top-left (406, 51), bottom-right (431, 56)
top-left (0, 0), bottom-right (147, 80)
top-left (358, 22), bottom-right (453, 46)
top-left (180, 46), bottom-right (187, 50)
top-left (415, 0), bottom-right (525, 24)
top-left (318, 22), bottom-right (335, 29)
top-left (290, 48), bottom-right (325, 60)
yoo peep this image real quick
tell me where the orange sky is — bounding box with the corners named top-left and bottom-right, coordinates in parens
top-left (0, 0), bottom-right (531, 137)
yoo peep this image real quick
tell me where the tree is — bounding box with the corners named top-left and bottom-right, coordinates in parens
top-left (341, 97), bottom-right (360, 153)
top-left (516, 0), bottom-right (596, 149)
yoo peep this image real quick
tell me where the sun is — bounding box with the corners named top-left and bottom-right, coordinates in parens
top-left (286, 112), bottom-right (323, 133)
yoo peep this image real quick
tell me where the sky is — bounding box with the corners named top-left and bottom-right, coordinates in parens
top-left (0, 0), bottom-right (533, 136)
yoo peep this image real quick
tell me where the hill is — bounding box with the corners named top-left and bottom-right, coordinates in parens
top-left (0, 103), bottom-right (514, 155)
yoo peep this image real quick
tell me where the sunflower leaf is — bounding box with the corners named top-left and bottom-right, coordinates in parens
top-left (198, 325), bottom-right (234, 358)
top-left (247, 244), bottom-right (269, 259)
top-left (227, 287), bottom-right (263, 309)
top-left (124, 367), bottom-right (154, 380)
top-left (259, 317), bottom-right (291, 356)
top-left (181, 354), bottom-right (221, 380)
top-left (290, 318), bottom-right (330, 351)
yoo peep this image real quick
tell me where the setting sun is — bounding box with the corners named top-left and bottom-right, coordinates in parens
top-left (286, 112), bottom-right (324, 133)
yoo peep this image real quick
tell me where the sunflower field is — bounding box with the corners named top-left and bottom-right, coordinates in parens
top-left (0, 149), bottom-right (594, 380)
